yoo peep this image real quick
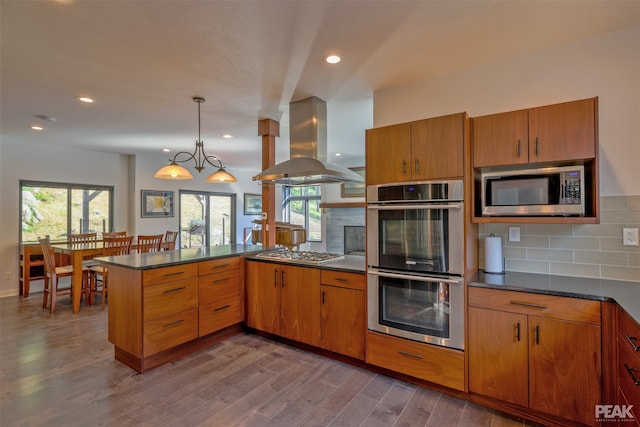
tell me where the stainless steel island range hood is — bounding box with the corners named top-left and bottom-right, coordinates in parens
top-left (253, 96), bottom-right (364, 186)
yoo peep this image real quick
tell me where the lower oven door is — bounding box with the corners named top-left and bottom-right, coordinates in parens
top-left (368, 269), bottom-right (464, 350)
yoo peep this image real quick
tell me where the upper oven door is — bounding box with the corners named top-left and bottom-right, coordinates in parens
top-left (367, 201), bottom-right (464, 276)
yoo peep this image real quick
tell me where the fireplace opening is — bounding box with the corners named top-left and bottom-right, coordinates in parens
top-left (344, 225), bottom-right (365, 255)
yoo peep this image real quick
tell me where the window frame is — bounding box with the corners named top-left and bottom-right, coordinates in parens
top-left (282, 185), bottom-right (322, 242)
top-left (19, 180), bottom-right (114, 243)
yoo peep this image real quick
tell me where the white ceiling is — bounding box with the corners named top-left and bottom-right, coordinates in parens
top-left (2, 0), bottom-right (639, 172)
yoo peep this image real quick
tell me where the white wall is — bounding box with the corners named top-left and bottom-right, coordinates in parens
top-left (373, 26), bottom-right (640, 196)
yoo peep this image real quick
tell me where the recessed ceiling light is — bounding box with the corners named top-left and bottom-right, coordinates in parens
top-left (326, 55), bottom-right (341, 64)
top-left (162, 148), bottom-right (171, 152)
top-left (222, 134), bottom-right (233, 139)
top-left (31, 125), bottom-right (44, 131)
top-left (76, 96), bottom-right (95, 104)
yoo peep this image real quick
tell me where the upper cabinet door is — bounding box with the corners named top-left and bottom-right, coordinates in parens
top-left (473, 109), bottom-right (529, 168)
top-left (528, 98), bottom-right (596, 163)
top-left (365, 123), bottom-right (411, 185)
top-left (411, 113), bottom-right (465, 180)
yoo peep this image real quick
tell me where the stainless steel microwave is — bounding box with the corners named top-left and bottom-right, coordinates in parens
top-left (481, 165), bottom-right (585, 216)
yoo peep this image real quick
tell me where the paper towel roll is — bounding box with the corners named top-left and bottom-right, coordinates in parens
top-left (485, 235), bottom-right (504, 274)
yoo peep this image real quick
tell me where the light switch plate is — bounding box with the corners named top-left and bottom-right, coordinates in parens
top-left (623, 228), bottom-right (639, 246)
top-left (509, 227), bottom-right (521, 242)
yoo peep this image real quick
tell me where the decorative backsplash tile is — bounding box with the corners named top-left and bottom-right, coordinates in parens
top-left (479, 195), bottom-right (640, 282)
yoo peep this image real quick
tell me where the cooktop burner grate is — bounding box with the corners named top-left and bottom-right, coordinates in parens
top-left (255, 250), bottom-right (345, 265)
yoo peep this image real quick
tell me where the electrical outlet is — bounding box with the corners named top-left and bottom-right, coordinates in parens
top-left (509, 227), bottom-right (521, 242)
top-left (623, 228), bottom-right (639, 246)
top-left (261, 212), bottom-right (267, 220)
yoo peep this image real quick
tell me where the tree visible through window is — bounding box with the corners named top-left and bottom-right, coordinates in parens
top-left (282, 185), bottom-right (321, 242)
top-left (20, 181), bottom-right (114, 242)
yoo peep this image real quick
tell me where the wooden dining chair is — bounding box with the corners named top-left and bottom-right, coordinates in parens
top-left (137, 234), bottom-right (164, 253)
top-left (88, 235), bottom-right (133, 309)
top-left (102, 231), bottom-right (127, 238)
top-left (39, 237), bottom-right (89, 313)
top-left (163, 230), bottom-right (178, 250)
top-left (68, 232), bottom-right (100, 267)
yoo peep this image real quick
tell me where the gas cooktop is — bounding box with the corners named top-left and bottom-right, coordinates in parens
top-left (255, 250), bottom-right (345, 265)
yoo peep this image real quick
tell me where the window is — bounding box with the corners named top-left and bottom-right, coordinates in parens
top-left (20, 181), bottom-right (114, 242)
top-left (282, 185), bottom-right (321, 242)
top-left (179, 190), bottom-right (236, 248)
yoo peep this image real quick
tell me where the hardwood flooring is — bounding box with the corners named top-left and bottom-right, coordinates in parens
top-left (1, 294), bottom-right (543, 427)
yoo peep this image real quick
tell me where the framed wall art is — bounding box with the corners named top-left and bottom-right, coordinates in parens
top-left (243, 193), bottom-right (262, 215)
top-left (340, 167), bottom-right (365, 198)
top-left (141, 190), bottom-right (175, 218)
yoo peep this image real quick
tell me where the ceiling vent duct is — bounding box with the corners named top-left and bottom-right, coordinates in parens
top-left (253, 96), bottom-right (364, 186)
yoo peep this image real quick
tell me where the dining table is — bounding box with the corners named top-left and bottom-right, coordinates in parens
top-left (51, 241), bottom-right (110, 313)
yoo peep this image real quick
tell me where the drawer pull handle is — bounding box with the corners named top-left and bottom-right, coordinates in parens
top-left (624, 333), bottom-right (640, 352)
top-left (213, 278), bottom-right (230, 283)
top-left (214, 264), bottom-right (230, 269)
top-left (398, 350), bottom-right (424, 360)
top-left (214, 304), bottom-right (231, 312)
top-left (163, 319), bottom-right (184, 328)
top-left (510, 301), bottom-right (548, 310)
top-left (334, 278), bottom-right (348, 282)
top-left (624, 364), bottom-right (640, 386)
top-left (162, 272), bottom-right (184, 277)
top-left (164, 286), bottom-right (186, 294)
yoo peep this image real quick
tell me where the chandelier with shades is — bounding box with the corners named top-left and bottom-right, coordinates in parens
top-left (154, 97), bottom-right (237, 183)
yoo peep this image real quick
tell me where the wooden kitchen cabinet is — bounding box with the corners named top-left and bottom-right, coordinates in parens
top-left (198, 257), bottom-right (243, 337)
top-left (473, 97), bottom-right (597, 168)
top-left (245, 260), bottom-right (321, 347)
top-left (468, 287), bottom-right (602, 426)
top-left (320, 270), bottom-right (366, 360)
top-left (617, 307), bottom-right (640, 425)
top-left (366, 113), bottom-right (465, 185)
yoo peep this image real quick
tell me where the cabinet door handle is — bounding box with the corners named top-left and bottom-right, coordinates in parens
top-left (273, 268), bottom-right (278, 287)
top-left (402, 160), bottom-right (407, 175)
top-left (281, 270), bottom-right (285, 288)
top-left (624, 364), bottom-right (640, 386)
top-left (214, 304), bottom-right (231, 312)
top-left (164, 286), bottom-right (186, 294)
top-left (414, 159), bottom-right (419, 174)
top-left (398, 350), bottom-right (424, 360)
top-left (535, 325), bottom-right (540, 345)
top-left (321, 291), bottom-right (326, 304)
top-left (516, 139), bottom-right (521, 158)
top-left (535, 137), bottom-right (539, 157)
top-left (624, 333), bottom-right (640, 351)
top-left (510, 301), bottom-right (548, 310)
top-left (515, 322), bottom-right (521, 342)
top-left (163, 319), bottom-right (184, 328)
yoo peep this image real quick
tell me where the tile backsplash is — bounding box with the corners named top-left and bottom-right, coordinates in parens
top-left (478, 195), bottom-right (640, 282)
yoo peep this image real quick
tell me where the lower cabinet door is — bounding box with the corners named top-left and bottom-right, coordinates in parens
top-left (143, 309), bottom-right (199, 356)
top-left (529, 316), bottom-right (601, 426)
top-left (320, 285), bottom-right (365, 360)
top-left (468, 307), bottom-right (528, 407)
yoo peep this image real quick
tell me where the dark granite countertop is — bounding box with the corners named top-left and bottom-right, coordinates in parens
top-left (470, 270), bottom-right (640, 324)
top-left (94, 244), bottom-right (264, 270)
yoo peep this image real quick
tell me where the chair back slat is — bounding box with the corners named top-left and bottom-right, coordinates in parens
top-left (103, 231), bottom-right (127, 239)
top-left (137, 234), bottom-right (164, 253)
top-left (164, 230), bottom-right (178, 250)
top-left (69, 233), bottom-right (97, 244)
top-left (103, 236), bottom-right (133, 256)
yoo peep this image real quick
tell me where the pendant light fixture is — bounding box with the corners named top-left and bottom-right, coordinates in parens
top-left (154, 97), bottom-right (237, 183)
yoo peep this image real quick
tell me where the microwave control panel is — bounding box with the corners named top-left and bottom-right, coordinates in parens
top-left (562, 170), bottom-right (582, 205)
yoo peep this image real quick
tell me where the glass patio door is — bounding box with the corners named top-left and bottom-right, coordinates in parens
top-left (179, 191), bottom-right (235, 248)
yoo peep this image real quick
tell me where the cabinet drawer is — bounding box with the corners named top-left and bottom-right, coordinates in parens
top-left (618, 336), bottom-right (640, 418)
top-left (619, 308), bottom-right (640, 358)
top-left (198, 256), bottom-right (241, 276)
top-left (468, 287), bottom-right (601, 325)
top-left (320, 270), bottom-right (366, 291)
top-left (366, 331), bottom-right (464, 391)
top-left (199, 296), bottom-right (243, 337)
top-left (142, 264), bottom-right (198, 286)
top-left (143, 309), bottom-right (198, 356)
top-left (198, 272), bottom-right (241, 306)
top-left (143, 278), bottom-right (198, 321)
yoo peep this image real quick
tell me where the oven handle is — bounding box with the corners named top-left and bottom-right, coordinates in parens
top-left (368, 269), bottom-right (463, 285)
top-left (367, 203), bottom-right (463, 211)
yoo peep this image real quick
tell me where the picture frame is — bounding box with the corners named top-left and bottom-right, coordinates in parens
top-left (340, 167), bottom-right (366, 198)
top-left (141, 190), bottom-right (175, 218)
top-left (243, 193), bottom-right (262, 215)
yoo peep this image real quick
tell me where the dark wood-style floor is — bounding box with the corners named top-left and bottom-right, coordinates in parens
top-left (1, 293), bottom-right (543, 426)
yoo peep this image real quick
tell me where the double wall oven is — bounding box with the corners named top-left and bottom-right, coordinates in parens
top-left (367, 180), bottom-right (465, 350)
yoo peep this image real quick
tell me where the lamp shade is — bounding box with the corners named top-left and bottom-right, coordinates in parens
top-left (154, 162), bottom-right (194, 180)
top-left (206, 168), bottom-right (237, 183)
